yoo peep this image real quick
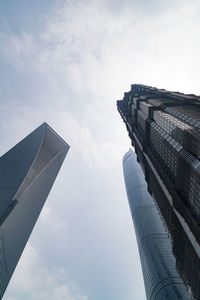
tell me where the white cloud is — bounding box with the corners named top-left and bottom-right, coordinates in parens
top-left (3, 243), bottom-right (87, 300)
top-left (1, 31), bottom-right (38, 71)
top-left (2, 0), bottom-right (200, 95)
top-left (4, 0), bottom-right (200, 97)
top-left (30, 0), bottom-right (200, 96)
top-left (40, 204), bottom-right (68, 233)
top-left (50, 110), bottom-right (127, 169)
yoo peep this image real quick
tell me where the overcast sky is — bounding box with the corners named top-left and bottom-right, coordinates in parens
top-left (1, 0), bottom-right (200, 299)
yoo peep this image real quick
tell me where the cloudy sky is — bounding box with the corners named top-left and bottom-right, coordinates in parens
top-left (1, 0), bottom-right (200, 299)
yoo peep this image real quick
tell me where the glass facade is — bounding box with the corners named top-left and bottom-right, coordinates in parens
top-left (123, 150), bottom-right (190, 300)
top-left (117, 84), bottom-right (200, 299)
top-left (0, 123), bottom-right (69, 298)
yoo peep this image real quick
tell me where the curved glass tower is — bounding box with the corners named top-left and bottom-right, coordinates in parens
top-left (123, 149), bottom-right (190, 300)
top-left (0, 122), bottom-right (69, 298)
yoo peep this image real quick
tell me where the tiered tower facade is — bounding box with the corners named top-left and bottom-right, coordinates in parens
top-left (117, 84), bottom-right (200, 299)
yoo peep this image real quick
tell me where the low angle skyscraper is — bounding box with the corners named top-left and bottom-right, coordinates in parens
top-left (0, 122), bottom-right (69, 298)
top-left (123, 149), bottom-right (190, 299)
top-left (117, 84), bottom-right (200, 299)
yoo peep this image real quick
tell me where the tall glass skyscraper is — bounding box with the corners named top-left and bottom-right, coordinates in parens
top-left (123, 149), bottom-right (190, 300)
top-left (0, 123), bottom-right (69, 298)
top-left (117, 84), bottom-right (200, 299)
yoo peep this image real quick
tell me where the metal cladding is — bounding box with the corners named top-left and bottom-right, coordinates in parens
top-left (0, 123), bottom-right (69, 298)
top-left (117, 84), bottom-right (200, 299)
top-left (123, 149), bottom-right (190, 300)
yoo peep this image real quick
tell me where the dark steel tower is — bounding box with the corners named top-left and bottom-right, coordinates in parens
top-left (123, 149), bottom-right (190, 300)
top-left (117, 84), bottom-right (200, 299)
top-left (0, 123), bottom-right (69, 298)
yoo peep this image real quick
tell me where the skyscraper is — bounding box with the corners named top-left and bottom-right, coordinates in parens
top-left (123, 149), bottom-right (190, 300)
top-left (117, 84), bottom-right (200, 299)
top-left (0, 122), bottom-right (69, 298)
